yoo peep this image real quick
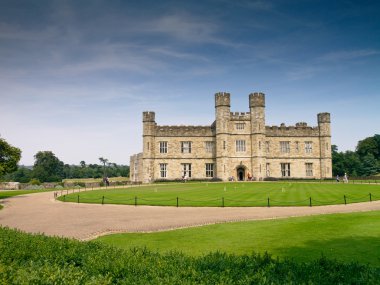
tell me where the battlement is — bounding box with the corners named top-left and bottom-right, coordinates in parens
top-left (230, 112), bottom-right (251, 121)
top-left (155, 125), bottom-right (215, 137)
top-left (249, 92), bottom-right (265, 108)
top-left (265, 123), bottom-right (320, 137)
top-left (215, 92), bottom-right (231, 107)
top-left (318, 112), bottom-right (331, 123)
top-left (143, 111), bottom-right (155, 122)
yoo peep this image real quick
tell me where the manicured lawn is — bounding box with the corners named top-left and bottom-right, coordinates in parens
top-left (59, 182), bottom-right (380, 206)
top-left (97, 211), bottom-right (380, 266)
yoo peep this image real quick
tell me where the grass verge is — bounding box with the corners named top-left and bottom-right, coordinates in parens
top-left (97, 211), bottom-right (380, 266)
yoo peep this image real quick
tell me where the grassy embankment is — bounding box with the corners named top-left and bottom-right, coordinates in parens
top-left (59, 182), bottom-right (380, 206)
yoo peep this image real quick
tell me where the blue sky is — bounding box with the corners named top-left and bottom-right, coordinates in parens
top-left (1, 0), bottom-right (379, 165)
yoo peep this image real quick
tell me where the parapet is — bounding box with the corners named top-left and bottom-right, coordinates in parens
top-left (215, 92), bottom-right (231, 107)
top-left (155, 125), bottom-right (215, 137)
top-left (249, 92), bottom-right (265, 108)
top-left (143, 111), bottom-right (155, 122)
top-left (317, 112), bottom-right (330, 123)
top-left (265, 123), bottom-right (319, 137)
top-left (230, 112), bottom-right (251, 121)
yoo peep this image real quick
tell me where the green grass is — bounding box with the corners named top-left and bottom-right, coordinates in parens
top-left (59, 182), bottom-right (380, 206)
top-left (1, 227), bottom-right (379, 284)
top-left (97, 211), bottom-right (380, 266)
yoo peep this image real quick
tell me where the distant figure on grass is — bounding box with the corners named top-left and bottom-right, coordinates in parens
top-left (336, 175), bottom-right (340, 183)
top-left (343, 173), bottom-right (349, 183)
top-left (103, 177), bottom-right (110, 186)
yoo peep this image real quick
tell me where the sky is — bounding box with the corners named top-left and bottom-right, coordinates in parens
top-left (1, 0), bottom-right (379, 166)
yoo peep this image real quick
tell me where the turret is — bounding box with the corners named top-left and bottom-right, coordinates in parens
top-left (142, 111), bottom-right (156, 183)
top-left (215, 92), bottom-right (231, 180)
top-left (249, 92), bottom-right (266, 180)
top-left (317, 112), bottom-right (332, 179)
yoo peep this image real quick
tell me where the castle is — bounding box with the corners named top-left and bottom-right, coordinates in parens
top-left (130, 92), bottom-right (332, 182)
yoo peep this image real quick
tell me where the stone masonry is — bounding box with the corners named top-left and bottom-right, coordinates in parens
top-left (130, 92), bottom-right (332, 182)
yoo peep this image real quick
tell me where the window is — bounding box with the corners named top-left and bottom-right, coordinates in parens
top-left (159, 163), bottom-right (167, 178)
top-left (206, 163), bottom-right (214, 177)
top-left (305, 163), bottom-right (313, 176)
top-left (236, 123), bottom-right (245, 130)
top-left (259, 141), bottom-right (261, 150)
top-left (147, 142), bottom-right (150, 150)
top-left (265, 141), bottom-right (270, 153)
top-left (159, 141), bottom-right (168, 153)
top-left (182, 163), bottom-right (192, 178)
top-left (236, 140), bottom-right (246, 152)
top-left (295, 141), bottom-right (299, 152)
top-left (281, 163), bottom-right (291, 177)
top-left (280, 141), bottom-right (290, 153)
top-left (305, 141), bottom-right (312, 154)
top-left (205, 141), bottom-right (214, 153)
top-left (266, 163), bottom-right (270, 176)
top-left (326, 142), bottom-right (329, 151)
top-left (223, 141), bottom-right (226, 150)
top-left (181, 141), bottom-right (192, 153)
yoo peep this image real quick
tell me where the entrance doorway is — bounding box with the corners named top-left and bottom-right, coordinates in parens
top-left (237, 167), bottom-right (245, 181)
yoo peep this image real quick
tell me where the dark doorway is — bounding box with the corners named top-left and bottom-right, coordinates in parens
top-left (237, 167), bottom-right (245, 181)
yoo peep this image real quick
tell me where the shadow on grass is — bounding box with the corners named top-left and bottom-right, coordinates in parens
top-left (275, 236), bottom-right (380, 267)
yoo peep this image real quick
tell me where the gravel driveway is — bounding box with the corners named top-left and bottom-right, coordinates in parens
top-left (1, 191), bottom-right (380, 240)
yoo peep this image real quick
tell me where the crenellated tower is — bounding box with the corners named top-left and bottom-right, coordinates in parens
top-left (249, 92), bottom-right (266, 180)
top-left (142, 111), bottom-right (156, 182)
top-left (215, 92), bottom-right (230, 180)
top-left (318, 112), bottom-right (332, 179)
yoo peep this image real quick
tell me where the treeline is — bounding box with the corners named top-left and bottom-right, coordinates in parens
top-left (2, 151), bottom-right (129, 183)
top-left (332, 134), bottom-right (380, 177)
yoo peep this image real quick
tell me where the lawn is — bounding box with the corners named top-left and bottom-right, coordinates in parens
top-left (97, 210), bottom-right (380, 266)
top-left (58, 181), bottom-right (380, 206)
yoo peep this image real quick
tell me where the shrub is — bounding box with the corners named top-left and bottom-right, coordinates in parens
top-left (29, 178), bottom-right (41, 185)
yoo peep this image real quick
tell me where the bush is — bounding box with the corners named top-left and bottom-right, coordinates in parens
top-left (29, 178), bottom-right (41, 185)
top-left (24, 185), bottom-right (44, 190)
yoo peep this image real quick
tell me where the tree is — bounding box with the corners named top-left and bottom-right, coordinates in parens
top-left (356, 136), bottom-right (379, 159)
top-left (0, 138), bottom-right (21, 177)
top-left (98, 157), bottom-right (108, 177)
top-left (80, 161), bottom-right (86, 168)
top-left (33, 151), bottom-right (64, 182)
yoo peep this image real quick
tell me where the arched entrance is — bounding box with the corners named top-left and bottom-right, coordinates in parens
top-left (237, 167), bottom-right (245, 181)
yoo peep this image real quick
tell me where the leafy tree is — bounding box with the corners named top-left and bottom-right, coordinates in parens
top-left (360, 154), bottom-right (380, 176)
top-left (98, 157), bottom-right (108, 177)
top-left (33, 151), bottom-right (64, 182)
top-left (0, 138), bottom-right (21, 177)
top-left (356, 136), bottom-right (379, 159)
top-left (80, 161), bottom-right (86, 168)
top-left (2, 166), bottom-right (32, 183)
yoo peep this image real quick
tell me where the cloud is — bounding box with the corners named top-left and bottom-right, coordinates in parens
top-left (319, 49), bottom-right (380, 62)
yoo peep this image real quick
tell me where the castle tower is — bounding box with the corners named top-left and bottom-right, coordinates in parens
top-left (142, 111), bottom-right (156, 182)
top-left (249, 92), bottom-right (266, 180)
top-left (318, 112), bottom-right (332, 179)
top-left (215, 92), bottom-right (230, 180)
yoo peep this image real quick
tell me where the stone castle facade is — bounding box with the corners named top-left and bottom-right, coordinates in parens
top-left (130, 92), bottom-right (332, 182)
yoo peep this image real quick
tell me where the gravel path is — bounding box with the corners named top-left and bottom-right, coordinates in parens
top-left (1, 191), bottom-right (380, 241)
